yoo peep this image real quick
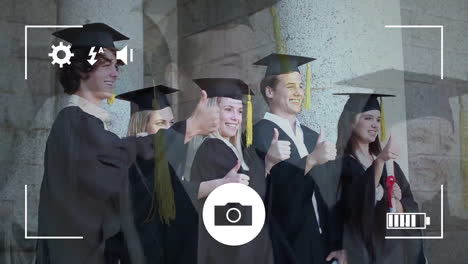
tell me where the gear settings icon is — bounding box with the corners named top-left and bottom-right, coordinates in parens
top-left (48, 42), bottom-right (74, 68)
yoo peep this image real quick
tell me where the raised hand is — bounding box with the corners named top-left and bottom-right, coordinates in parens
top-left (377, 134), bottom-right (400, 162)
top-left (392, 182), bottom-right (402, 201)
top-left (222, 160), bottom-right (250, 185)
top-left (265, 128), bottom-right (291, 173)
top-left (326, 249), bottom-right (347, 264)
top-left (307, 128), bottom-right (337, 167)
top-left (186, 90), bottom-right (220, 142)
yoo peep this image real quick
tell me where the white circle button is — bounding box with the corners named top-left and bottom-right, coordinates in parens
top-left (202, 183), bottom-right (266, 246)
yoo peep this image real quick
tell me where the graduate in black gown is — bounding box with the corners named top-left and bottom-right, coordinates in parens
top-left (36, 23), bottom-right (220, 264)
top-left (334, 93), bottom-right (425, 264)
top-left (189, 78), bottom-right (283, 264)
top-left (251, 53), bottom-right (345, 264)
top-left (118, 85), bottom-right (198, 264)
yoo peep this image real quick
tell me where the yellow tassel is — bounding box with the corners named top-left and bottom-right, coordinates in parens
top-left (304, 64), bottom-right (312, 110)
top-left (107, 93), bottom-right (116, 105)
top-left (270, 6), bottom-right (287, 53)
top-left (156, 154), bottom-right (176, 223)
top-left (380, 97), bottom-right (386, 141)
top-left (145, 97), bottom-right (176, 225)
top-left (246, 93), bottom-right (253, 147)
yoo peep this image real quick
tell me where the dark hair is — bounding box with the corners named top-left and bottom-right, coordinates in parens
top-left (259, 75), bottom-right (280, 105)
top-left (336, 108), bottom-right (386, 261)
top-left (58, 47), bottom-right (119, 94)
top-left (336, 110), bottom-right (382, 159)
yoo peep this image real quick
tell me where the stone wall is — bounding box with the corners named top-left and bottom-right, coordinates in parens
top-left (1, 0), bottom-right (467, 263)
top-left (0, 0), bottom-right (144, 262)
top-left (400, 0), bottom-right (468, 262)
top-left (0, 0), bottom-right (58, 262)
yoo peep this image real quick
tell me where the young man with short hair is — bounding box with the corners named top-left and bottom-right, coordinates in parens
top-left (36, 23), bottom-right (219, 264)
top-left (253, 53), bottom-right (346, 264)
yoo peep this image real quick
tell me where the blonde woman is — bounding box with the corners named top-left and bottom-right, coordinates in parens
top-left (118, 84), bottom-right (247, 264)
top-left (189, 78), bottom-right (289, 264)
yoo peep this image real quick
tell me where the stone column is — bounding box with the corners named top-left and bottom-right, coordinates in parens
top-left (3, 0), bottom-right (144, 241)
top-left (271, 0), bottom-right (409, 174)
top-left (1, 0), bottom-right (58, 261)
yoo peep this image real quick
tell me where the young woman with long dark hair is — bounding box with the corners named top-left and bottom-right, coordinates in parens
top-left (335, 93), bottom-right (425, 264)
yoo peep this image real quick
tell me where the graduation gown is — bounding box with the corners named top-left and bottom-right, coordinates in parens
top-left (35, 106), bottom-right (183, 264)
top-left (128, 121), bottom-right (199, 264)
top-left (252, 119), bottom-right (341, 264)
top-left (339, 156), bottom-right (425, 264)
top-left (190, 138), bottom-right (275, 264)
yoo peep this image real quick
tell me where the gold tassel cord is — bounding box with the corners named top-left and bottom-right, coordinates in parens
top-left (270, 6), bottom-right (287, 54)
top-left (107, 93), bottom-right (116, 105)
top-left (145, 96), bottom-right (176, 225)
top-left (155, 132), bottom-right (176, 225)
top-left (246, 93), bottom-right (253, 147)
top-left (304, 64), bottom-right (312, 110)
top-left (380, 97), bottom-right (386, 141)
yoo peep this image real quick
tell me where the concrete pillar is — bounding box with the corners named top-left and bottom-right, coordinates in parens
top-left (0, 0), bottom-right (58, 261)
top-left (271, 0), bottom-right (409, 174)
top-left (3, 0), bottom-right (144, 239)
top-left (143, 0), bottom-right (180, 116)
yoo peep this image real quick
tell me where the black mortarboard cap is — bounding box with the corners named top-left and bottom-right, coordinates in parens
top-left (193, 78), bottom-right (253, 99)
top-left (335, 92), bottom-right (395, 141)
top-left (52, 23), bottom-right (129, 49)
top-left (117, 85), bottom-right (178, 111)
top-left (254, 53), bottom-right (315, 77)
top-left (334, 93), bottom-right (395, 113)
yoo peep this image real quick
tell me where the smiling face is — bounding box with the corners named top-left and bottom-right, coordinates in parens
top-left (352, 110), bottom-right (381, 144)
top-left (81, 48), bottom-right (120, 100)
top-left (266, 71), bottom-right (304, 117)
top-left (218, 97), bottom-right (243, 139)
top-left (145, 107), bottom-right (175, 134)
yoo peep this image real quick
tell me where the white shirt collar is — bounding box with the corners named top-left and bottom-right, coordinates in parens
top-left (263, 112), bottom-right (309, 158)
top-left (67, 94), bottom-right (111, 130)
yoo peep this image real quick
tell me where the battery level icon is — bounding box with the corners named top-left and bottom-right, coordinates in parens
top-left (386, 213), bottom-right (431, 230)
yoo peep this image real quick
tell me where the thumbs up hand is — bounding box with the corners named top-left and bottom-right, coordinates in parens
top-left (377, 134), bottom-right (400, 162)
top-left (307, 128), bottom-right (336, 167)
top-left (186, 90), bottom-right (220, 142)
top-left (265, 128), bottom-right (291, 173)
top-left (316, 127), bottom-right (325, 143)
top-left (222, 160), bottom-right (250, 185)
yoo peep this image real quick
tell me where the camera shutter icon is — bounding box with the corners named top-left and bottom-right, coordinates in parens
top-left (202, 183), bottom-right (265, 246)
top-left (214, 203), bottom-right (252, 226)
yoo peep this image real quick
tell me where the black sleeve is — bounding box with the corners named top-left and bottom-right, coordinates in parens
top-left (268, 158), bottom-right (315, 233)
top-left (75, 112), bottom-right (186, 200)
top-left (394, 162), bottom-right (419, 213)
top-left (190, 139), bottom-right (238, 184)
top-left (322, 160), bottom-right (343, 251)
top-left (243, 145), bottom-right (268, 199)
top-left (252, 123), bottom-right (275, 162)
top-left (339, 158), bottom-right (378, 236)
top-left (179, 180), bottom-right (201, 209)
top-left (300, 159), bottom-right (343, 251)
top-left (164, 121), bottom-right (188, 170)
top-left (74, 110), bottom-right (138, 199)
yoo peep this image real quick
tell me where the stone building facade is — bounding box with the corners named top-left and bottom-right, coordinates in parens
top-left (1, 0), bottom-right (467, 263)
